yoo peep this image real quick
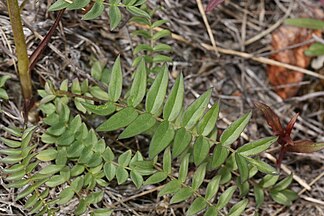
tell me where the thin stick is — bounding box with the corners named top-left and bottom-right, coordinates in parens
top-left (196, 0), bottom-right (219, 56)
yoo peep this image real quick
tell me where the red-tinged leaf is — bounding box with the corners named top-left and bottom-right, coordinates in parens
top-left (286, 140), bottom-right (324, 153)
top-left (255, 102), bottom-right (284, 136)
top-left (285, 113), bottom-right (299, 135)
top-left (206, 0), bottom-right (225, 13)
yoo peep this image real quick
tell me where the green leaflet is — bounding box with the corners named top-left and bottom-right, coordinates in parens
top-left (96, 107), bottom-right (138, 132)
top-left (220, 112), bottom-right (251, 146)
top-left (235, 153), bottom-right (249, 184)
top-left (192, 163), bottom-right (207, 190)
top-left (193, 136), bottom-right (210, 166)
top-left (118, 113), bottom-right (156, 139)
top-left (130, 170), bottom-right (143, 189)
top-left (205, 175), bottom-right (221, 201)
top-left (81, 102), bottom-right (116, 116)
top-left (237, 136), bottom-right (277, 156)
top-left (285, 18), bottom-right (324, 30)
top-left (126, 6), bottom-right (150, 19)
top-left (104, 162), bottom-right (116, 181)
top-left (56, 187), bottom-right (75, 204)
top-left (215, 186), bottom-right (237, 210)
top-left (158, 179), bottom-right (181, 196)
top-left (82, 0), bottom-right (105, 20)
top-left (170, 187), bottom-right (193, 204)
top-left (163, 73), bottom-right (184, 122)
top-left (172, 127), bottom-right (192, 158)
top-left (163, 147), bottom-right (172, 174)
top-left (149, 121), bottom-right (175, 158)
top-left (272, 174), bottom-right (293, 192)
top-left (270, 190), bottom-right (296, 206)
top-left (127, 59), bottom-right (147, 108)
top-left (197, 103), bottom-right (219, 136)
top-left (187, 197), bottom-right (207, 216)
top-left (209, 144), bottom-right (229, 169)
top-left (259, 174), bottom-right (279, 188)
top-left (116, 167), bottom-right (128, 184)
top-left (108, 56), bottom-right (123, 102)
top-left (145, 66), bottom-right (169, 116)
top-left (67, 0), bottom-right (90, 10)
top-left (48, 0), bottom-right (69, 11)
top-left (228, 199), bottom-right (249, 216)
top-left (305, 43), bottom-right (324, 56)
top-left (144, 171), bottom-right (167, 185)
top-left (39, 165), bottom-right (65, 175)
top-left (0, 137), bottom-right (21, 148)
top-left (181, 89), bottom-right (211, 130)
top-left (245, 157), bottom-right (278, 175)
top-left (178, 153), bottom-right (190, 183)
top-left (204, 206), bottom-right (218, 216)
top-left (109, 6), bottom-right (122, 30)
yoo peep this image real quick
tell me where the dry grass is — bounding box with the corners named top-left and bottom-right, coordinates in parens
top-left (0, 0), bottom-right (323, 215)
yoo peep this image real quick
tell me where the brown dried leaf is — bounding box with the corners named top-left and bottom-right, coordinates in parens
top-left (254, 102), bottom-right (283, 136)
top-left (286, 140), bottom-right (324, 153)
top-left (268, 26), bottom-right (321, 99)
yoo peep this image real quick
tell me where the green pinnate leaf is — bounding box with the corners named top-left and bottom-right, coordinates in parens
top-left (118, 113), bottom-right (156, 139)
top-left (109, 6), bottom-right (122, 30)
top-left (127, 59), bottom-right (147, 107)
top-left (108, 56), bottom-right (123, 102)
top-left (237, 136), bottom-right (277, 156)
top-left (145, 66), bottom-right (169, 115)
top-left (193, 136), bottom-right (210, 166)
top-left (187, 197), bottom-right (207, 216)
top-left (215, 186), bottom-right (237, 210)
top-left (149, 121), bottom-right (175, 158)
top-left (82, 0), bottom-right (105, 20)
top-left (170, 187), bottom-right (193, 204)
top-left (181, 89), bottom-right (211, 130)
top-left (228, 199), bottom-right (249, 216)
top-left (97, 107), bottom-right (138, 132)
top-left (220, 112), bottom-right (251, 146)
top-left (163, 73), bottom-right (184, 122)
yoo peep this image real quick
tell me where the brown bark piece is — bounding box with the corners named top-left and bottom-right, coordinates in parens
top-left (268, 26), bottom-right (321, 99)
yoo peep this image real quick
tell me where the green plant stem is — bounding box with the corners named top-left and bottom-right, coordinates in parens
top-left (6, 0), bottom-right (32, 112)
